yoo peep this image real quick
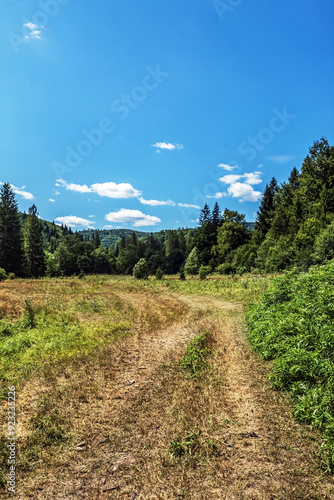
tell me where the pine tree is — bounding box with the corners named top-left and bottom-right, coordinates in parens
top-left (0, 183), bottom-right (23, 274)
top-left (24, 204), bottom-right (46, 277)
top-left (199, 203), bottom-right (211, 226)
top-left (211, 202), bottom-right (222, 231)
top-left (254, 177), bottom-right (278, 239)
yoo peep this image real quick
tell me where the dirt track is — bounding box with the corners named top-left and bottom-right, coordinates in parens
top-left (15, 293), bottom-right (334, 499)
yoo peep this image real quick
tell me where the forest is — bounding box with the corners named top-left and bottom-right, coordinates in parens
top-left (0, 138), bottom-right (333, 280)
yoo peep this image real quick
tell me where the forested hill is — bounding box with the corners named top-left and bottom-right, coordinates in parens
top-left (0, 138), bottom-right (333, 279)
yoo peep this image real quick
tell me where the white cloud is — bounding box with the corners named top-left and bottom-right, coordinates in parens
top-left (219, 174), bottom-right (242, 184)
top-left (105, 209), bottom-right (161, 227)
top-left (49, 198), bottom-right (55, 202)
top-left (227, 183), bottom-right (262, 202)
top-left (54, 216), bottom-right (96, 229)
top-left (23, 22), bottom-right (42, 41)
top-left (56, 179), bottom-right (141, 199)
top-left (243, 172), bottom-right (262, 185)
top-left (178, 203), bottom-right (200, 209)
top-left (219, 171), bottom-right (263, 186)
top-left (151, 142), bottom-right (184, 151)
top-left (0, 182), bottom-right (34, 200)
top-left (91, 182), bottom-right (141, 199)
top-left (265, 155), bottom-right (295, 164)
top-left (139, 197), bottom-right (175, 206)
top-left (217, 163), bottom-right (238, 171)
top-left (88, 214), bottom-right (95, 218)
top-left (104, 225), bottom-right (114, 229)
top-left (54, 190), bottom-right (60, 195)
top-left (206, 192), bottom-right (228, 199)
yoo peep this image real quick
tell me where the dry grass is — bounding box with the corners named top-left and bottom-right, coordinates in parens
top-left (1, 277), bottom-right (333, 498)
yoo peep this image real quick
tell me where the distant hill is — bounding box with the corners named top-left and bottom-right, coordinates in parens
top-left (78, 224), bottom-right (255, 249)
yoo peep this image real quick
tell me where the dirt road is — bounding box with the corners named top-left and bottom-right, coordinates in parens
top-left (15, 293), bottom-right (333, 499)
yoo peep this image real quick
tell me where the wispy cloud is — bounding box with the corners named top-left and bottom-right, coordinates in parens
top-left (54, 216), bottom-right (96, 229)
top-left (23, 22), bottom-right (43, 41)
top-left (139, 197), bottom-right (175, 206)
top-left (265, 155), bottom-right (295, 164)
top-left (178, 203), bottom-right (200, 209)
top-left (105, 209), bottom-right (161, 227)
top-left (0, 182), bottom-right (34, 200)
top-left (151, 142), bottom-right (184, 152)
top-left (49, 198), bottom-right (55, 202)
top-left (206, 192), bottom-right (228, 199)
top-left (56, 179), bottom-right (142, 199)
top-left (217, 163), bottom-right (238, 171)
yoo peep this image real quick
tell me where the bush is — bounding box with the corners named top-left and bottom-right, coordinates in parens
top-left (0, 268), bottom-right (6, 282)
top-left (184, 247), bottom-right (200, 275)
top-left (7, 273), bottom-right (15, 280)
top-left (247, 262), bottom-right (334, 471)
top-left (155, 267), bottom-right (164, 280)
top-left (179, 269), bottom-right (186, 281)
top-left (199, 265), bottom-right (211, 280)
top-left (217, 263), bottom-right (235, 275)
top-left (133, 258), bottom-right (149, 279)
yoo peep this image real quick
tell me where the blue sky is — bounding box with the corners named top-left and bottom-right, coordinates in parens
top-left (1, 0), bottom-right (333, 231)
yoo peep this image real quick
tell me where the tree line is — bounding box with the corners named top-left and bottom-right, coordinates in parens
top-left (0, 138), bottom-right (333, 279)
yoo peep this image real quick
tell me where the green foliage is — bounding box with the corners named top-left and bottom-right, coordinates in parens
top-left (247, 261), bottom-right (334, 471)
top-left (199, 265), bottom-right (211, 280)
top-left (23, 300), bottom-right (36, 329)
top-left (184, 247), bottom-right (200, 275)
top-left (0, 183), bottom-right (23, 275)
top-left (179, 269), bottom-right (186, 281)
top-left (180, 330), bottom-right (212, 377)
top-left (169, 425), bottom-right (202, 457)
top-left (313, 222), bottom-right (334, 263)
top-left (216, 210), bottom-right (249, 263)
top-left (0, 268), bottom-right (6, 282)
top-left (23, 204), bottom-right (46, 277)
top-left (155, 267), bottom-right (164, 280)
top-left (217, 263), bottom-right (235, 275)
top-left (7, 272), bottom-right (15, 280)
top-left (133, 258), bottom-right (149, 279)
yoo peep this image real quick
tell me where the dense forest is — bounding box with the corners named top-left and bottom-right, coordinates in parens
top-left (0, 138), bottom-right (333, 279)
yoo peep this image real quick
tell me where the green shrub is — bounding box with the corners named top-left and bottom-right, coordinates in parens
top-left (179, 269), bottom-right (186, 281)
top-left (133, 258), bottom-right (149, 279)
top-left (7, 272), bottom-right (15, 280)
top-left (0, 268), bottom-right (6, 282)
top-left (199, 265), bottom-right (211, 280)
top-left (180, 330), bottom-right (212, 377)
top-left (247, 262), bottom-right (334, 471)
top-left (155, 267), bottom-right (164, 280)
top-left (217, 263), bottom-right (235, 275)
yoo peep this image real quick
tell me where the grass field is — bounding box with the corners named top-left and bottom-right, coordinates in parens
top-left (1, 273), bottom-right (333, 499)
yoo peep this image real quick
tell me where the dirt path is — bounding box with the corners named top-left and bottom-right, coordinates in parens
top-left (16, 293), bottom-right (334, 499)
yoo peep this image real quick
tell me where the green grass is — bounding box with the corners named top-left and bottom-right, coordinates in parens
top-left (247, 261), bottom-right (334, 471)
top-left (179, 330), bottom-right (212, 377)
top-left (0, 301), bottom-right (132, 396)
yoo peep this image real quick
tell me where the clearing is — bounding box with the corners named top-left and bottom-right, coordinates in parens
top-left (1, 276), bottom-right (333, 499)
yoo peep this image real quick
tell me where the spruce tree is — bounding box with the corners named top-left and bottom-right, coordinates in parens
top-left (254, 177), bottom-right (278, 239)
top-left (24, 204), bottom-right (46, 277)
top-left (0, 183), bottom-right (23, 274)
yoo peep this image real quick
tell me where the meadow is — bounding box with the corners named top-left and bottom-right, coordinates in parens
top-left (0, 272), bottom-right (333, 499)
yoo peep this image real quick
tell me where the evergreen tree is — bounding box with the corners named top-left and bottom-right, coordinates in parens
top-left (23, 204), bottom-right (46, 277)
top-left (184, 246), bottom-right (200, 275)
top-left (0, 183), bottom-right (23, 274)
top-left (211, 202), bottom-right (222, 231)
top-left (253, 177), bottom-right (278, 239)
top-left (199, 203), bottom-right (211, 225)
